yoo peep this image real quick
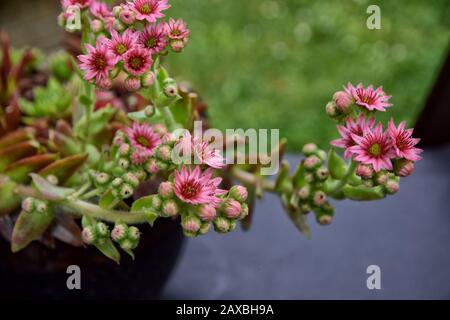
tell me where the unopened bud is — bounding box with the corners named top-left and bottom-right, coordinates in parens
top-left (125, 77), bottom-right (141, 92)
top-left (375, 171), bottom-right (389, 186)
top-left (151, 195), bottom-right (162, 210)
top-left (313, 191), bottom-right (327, 207)
top-left (162, 200), bottom-right (179, 217)
top-left (304, 155), bottom-right (321, 170)
top-left (35, 201), bottom-right (47, 213)
top-left (158, 181), bottom-right (174, 199)
top-left (199, 222), bottom-right (211, 235)
top-left (120, 183), bottom-right (134, 199)
top-left (315, 167), bottom-right (329, 181)
top-left (395, 159), bottom-right (414, 177)
top-left (302, 143), bottom-right (318, 156)
top-left (119, 9), bottom-right (135, 25)
top-left (112, 177), bottom-right (123, 188)
top-left (240, 203), bottom-right (249, 219)
top-left (22, 197), bottom-right (36, 213)
top-left (128, 226), bottom-right (140, 241)
top-left (95, 172), bottom-right (110, 186)
top-left (95, 222), bottom-right (109, 238)
top-left (318, 215), bottom-right (333, 225)
top-left (356, 163), bottom-right (374, 179)
top-left (144, 104), bottom-right (155, 117)
top-left (157, 145), bottom-right (172, 161)
top-left (163, 79), bottom-right (178, 97)
top-left (214, 217), bottom-right (231, 233)
top-left (145, 158), bottom-right (159, 174)
top-left (300, 203), bottom-right (311, 214)
top-left (229, 185), bottom-right (248, 202)
top-left (333, 91), bottom-right (353, 113)
top-left (142, 72), bottom-right (155, 87)
top-left (298, 186), bottom-right (310, 200)
top-left (82, 226), bottom-right (96, 244)
top-left (182, 215), bottom-right (201, 233)
top-left (113, 19), bottom-right (125, 32)
top-left (118, 158), bottom-right (130, 169)
top-left (224, 199), bottom-right (241, 219)
top-left (46, 174), bottom-right (59, 185)
top-left (90, 19), bottom-right (103, 33)
top-left (123, 172), bottom-right (140, 188)
top-left (385, 179), bottom-right (400, 195)
top-left (170, 40), bottom-right (185, 53)
top-left (111, 223), bottom-right (127, 242)
top-left (326, 101), bottom-right (339, 118)
top-left (119, 143), bottom-right (131, 156)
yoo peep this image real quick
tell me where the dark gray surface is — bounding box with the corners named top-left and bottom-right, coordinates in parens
top-left (162, 146), bottom-right (450, 299)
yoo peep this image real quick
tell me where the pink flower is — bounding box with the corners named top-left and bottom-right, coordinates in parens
top-left (176, 132), bottom-right (225, 169)
top-left (387, 119), bottom-right (422, 161)
top-left (331, 114), bottom-right (376, 159)
top-left (165, 18), bottom-right (190, 41)
top-left (349, 123), bottom-right (395, 172)
top-left (174, 166), bottom-right (225, 206)
top-left (90, 0), bottom-right (112, 19)
top-left (125, 122), bottom-right (161, 163)
top-left (108, 29), bottom-right (140, 63)
top-left (123, 47), bottom-right (153, 76)
top-left (128, 0), bottom-right (170, 23)
top-left (345, 83), bottom-right (392, 112)
top-left (78, 41), bottom-right (115, 83)
top-left (61, 0), bottom-right (92, 10)
top-left (139, 23), bottom-right (168, 54)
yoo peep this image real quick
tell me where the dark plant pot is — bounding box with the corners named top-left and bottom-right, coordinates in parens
top-left (0, 217), bottom-right (184, 299)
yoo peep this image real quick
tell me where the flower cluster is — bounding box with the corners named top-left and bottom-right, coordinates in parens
top-left (146, 167), bottom-right (249, 237)
top-left (329, 83), bottom-right (422, 175)
top-left (60, 0), bottom-right (190, 91)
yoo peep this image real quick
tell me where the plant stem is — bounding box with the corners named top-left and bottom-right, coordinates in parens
top-left (64, 199), bottom-right (147, 224)
top-left (231, 167), bottom-right (276, 192)
top-left (327, 159), bottom-right (357, 197)
top-left (162, 106), bottom-right (177, 131)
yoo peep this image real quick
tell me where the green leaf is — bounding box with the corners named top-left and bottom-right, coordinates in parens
top-left (274, 160), bottom-right (291, 193)
top-left (128, 109), bottom-right (164, 125)
top-left (74, 105), bottom-right (116, 139)
top-left (99, 189), bottom-right (119, 209)
top-left (30, 173), bottom-right (75, 201)
top-left (0, 176), bottom-right (21, 216)
top-left (342, 185), bottom-right (385, 201)
top-left (328, 148), bottom-right (347, 180)
top-left (131, 196), bottom-right (159, 226)
top-left (292, 162), bottom-right (306, 188)
top-left (5, 154), bottom-right (58, 183)
top-left (11, 207), bottom-right (55, 252)
top-left (38, 154), bottom-right (88, 185)
top-left (95, 239), bottom-right (121, 264)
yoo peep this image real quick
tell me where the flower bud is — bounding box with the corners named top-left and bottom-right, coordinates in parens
top-left (151, 195), bottom-right (162, 210)
top-left (162, 200), bottom-right (179, 217)
top-left (145, 158), bottom-right (159, 174)
top-left (120, 183), bottom-right (134, 199)
top-left (127, 226), bottom-right (140, 242)
top-left (182, 215), bottom-right (201, 233)
top-left (214, 217), bottom-right (230, 233)
top-left (198, 205), bottom-right (217, 222)
top-left (113, 5), bottom-right (122, 17)
top-left (152, 124), bottom-right (167, 135)
top-left (163, 80), bottom-right (178, 97)
top-left (375, 171), bottom-right (389, 186)
top-left (142, 72), bottom-right (155, 87)
top-left (313, 191), bottom-right (327, 207)
top-left (98, 78), bottom-right (112, 91)
top-left (317, 150), bottom-right (327, 161)
top-left (318, 215), bottom-right (333, 226)
top-left (133, 168), bottom-right (148, 181)
top-left (119, 9), bottom-right (135, 25)
top-left (385, 179), bottom-right (400, 195)
top-left (315, 167), bottom-right (329, 181)
top-left (356, 163), bottom-right (374, 179)
top-left (118, 143), bottom-right (131, 156)
top-left (170, 40), bottom-right (185, 53)
top-left (35, 201), bottom-right (48, 214)
top-left (125, 77), bottom-right (141, 92)
top-left (112, 177), bottom-right (123, 188)
top-left (95, 172), bottom-right (110, 186)
top-left (304, 155), bottom-right (321, 170)
top-left (224, 199), bottom-right (241, 219)
top-left (144, 104), bottom-right (155, 117)
top-left (123, 172), bottom-right (140, 188)
top-left (199, 222), bottom-right (211, 235)
top-left (302, 143), bottom-right (318, 156)
top-left (95, 222), bottom-right (109, 238)
top-left (90, 19), bottom-right (103, 33)
top-left (229, 185), bottom-right (248, 202)
top-left (82, 226), bottom-right (96, 245)
top-left (297, 186), bottom-right (310, 200)
top-left (44, 174), bottom-right (58, 185)
top-left (156, 145), bottom-right (172, 161)
top-left (395, 159), bottom-right (414, 177)
top-left (240, 203), bottom-right (249, 219)
top-left (158, 181), bottom-right (174, 199)
top-left (111, 223), bottom-right (127, 242)
top-left (22, 197), bottom-right (36, 213)
top-left (156, 160), bottom-right (169, 171)
top-left (118, 158), bottom-right (130, 169)
top-left (325, 101), bottom-right (339, 118)
top-left (304, 173), bottom-right (314, 183)
top-left (333, 91), bottom-right (352, 113)
top-left (113, 133), bottom-right (125, 146)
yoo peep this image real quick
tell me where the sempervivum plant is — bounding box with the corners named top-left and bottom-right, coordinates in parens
top-left (0, 0), bottom-right (422, 263)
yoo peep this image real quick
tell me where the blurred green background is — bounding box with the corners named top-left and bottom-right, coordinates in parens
top-left (166, 0), bottom-right (450, 150)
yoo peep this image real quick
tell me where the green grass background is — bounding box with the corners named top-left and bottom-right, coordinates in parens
top-left (165, 0), bottom-right (450, 151)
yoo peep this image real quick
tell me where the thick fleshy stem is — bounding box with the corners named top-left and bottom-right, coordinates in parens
top-left (231, 167), bottom-right (276, 193)
top-left (326, 160), bottom-right (357, 197)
